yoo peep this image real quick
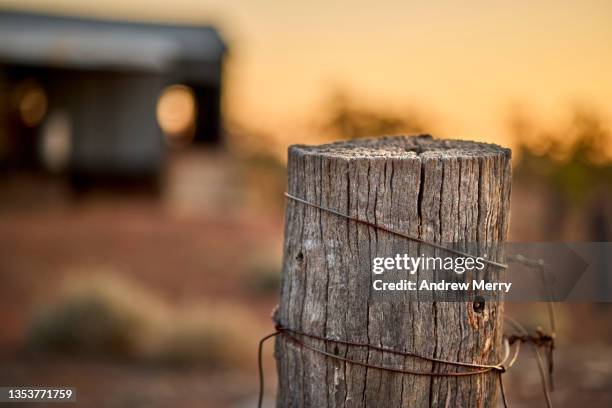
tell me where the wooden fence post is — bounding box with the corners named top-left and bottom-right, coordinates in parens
top-left (275, 135), bottom-right (511, 407)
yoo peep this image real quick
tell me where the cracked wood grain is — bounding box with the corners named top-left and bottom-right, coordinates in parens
top-left (275, 135), bottom-right (512, 408)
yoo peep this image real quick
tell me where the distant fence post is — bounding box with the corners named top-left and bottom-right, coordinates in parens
top-left (274, 135), bottom-right (511, 407)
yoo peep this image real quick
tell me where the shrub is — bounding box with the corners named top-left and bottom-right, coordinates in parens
top-left (27, 273), bottom-right (165, 357)
top-left (26, 273), bottom-right (259, 369)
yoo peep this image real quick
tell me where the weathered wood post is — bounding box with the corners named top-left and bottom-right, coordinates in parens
top-left (275, 135), bottom-right (511, 407)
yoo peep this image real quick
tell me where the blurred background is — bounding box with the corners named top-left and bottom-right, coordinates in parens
top-left (0, 1), bottom-right (610, 407)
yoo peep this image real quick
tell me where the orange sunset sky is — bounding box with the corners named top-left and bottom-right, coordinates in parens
top-left (2, 0), bottom-right (611, 149)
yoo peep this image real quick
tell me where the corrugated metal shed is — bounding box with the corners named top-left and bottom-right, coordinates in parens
top-left (0, 10), bottom-right (228, 180)
top-left (0, 11), bottom-right (226, 81)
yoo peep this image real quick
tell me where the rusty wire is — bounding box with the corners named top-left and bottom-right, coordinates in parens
top-left (284, 192), bottom-right (509, 270)
top-left (257, 193), bottom-right (557, 408)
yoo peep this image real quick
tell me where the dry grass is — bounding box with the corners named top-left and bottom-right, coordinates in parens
top-left (27, 272), bottom-right (261, 369)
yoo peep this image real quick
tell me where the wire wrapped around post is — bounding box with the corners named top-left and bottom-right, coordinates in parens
top-left (274, 136), bottom-right (512, 407)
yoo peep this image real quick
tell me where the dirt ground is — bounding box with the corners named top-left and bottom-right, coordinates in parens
top-left (0, 175), bottom-right (610, 407)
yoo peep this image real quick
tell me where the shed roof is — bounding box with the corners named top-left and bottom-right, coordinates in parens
top-left (0, 11), bottom-right (227, 73)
